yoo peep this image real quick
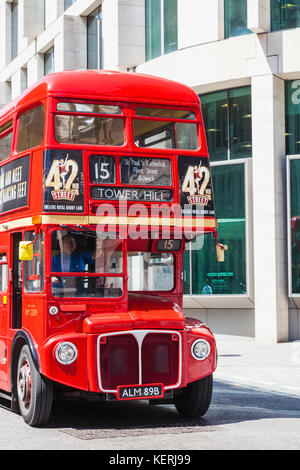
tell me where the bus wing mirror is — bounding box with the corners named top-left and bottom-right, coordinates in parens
top-left (19, 241), bottom-right (33, 261)
top-left (216, 243), bottom-right (228, 262)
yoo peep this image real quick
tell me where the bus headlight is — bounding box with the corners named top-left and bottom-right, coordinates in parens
top-left (55, 342), bottom-right (78, 365)
top-left (191, 339), bottom-right (210, 361)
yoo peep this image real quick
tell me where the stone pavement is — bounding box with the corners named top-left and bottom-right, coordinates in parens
top-left (214, 334), bottom-right (300, 399)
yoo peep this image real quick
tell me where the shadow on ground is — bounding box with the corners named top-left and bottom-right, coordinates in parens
top-left (41, 380), bottom-right (300, 440)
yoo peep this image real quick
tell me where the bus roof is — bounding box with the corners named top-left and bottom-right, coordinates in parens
top-left (0, 70), bottom-right (200, 120)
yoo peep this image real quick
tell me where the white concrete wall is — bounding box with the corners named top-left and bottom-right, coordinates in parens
top-left (183, 307), bottom-right (255, 337)
top-left (102, 0), bottom-right (145, 70)
top-left (251, 74), bottom-right (288, 342)
top-left (178, 0), bottom-right (224, 49)
top-left (248, 0), bottom-right (270, 33)
top-left (0, 1), bottom-right (12, 72)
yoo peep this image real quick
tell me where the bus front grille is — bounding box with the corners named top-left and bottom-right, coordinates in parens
top-left (98, 331), bottom-right (181, 392)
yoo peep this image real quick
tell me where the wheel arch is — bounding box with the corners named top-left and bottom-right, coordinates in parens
top-left (10, 330), bottom-right (40, 412)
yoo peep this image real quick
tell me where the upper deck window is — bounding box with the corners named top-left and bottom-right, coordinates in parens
top-left (135, 108), bottom-right (195, 120)
top-left (55, 102), bottom-right (124, 146)
top-left (133, 108), bottom-right (198, 149)
top-left (0, 120), bottom-right (13, 161)
top-left (16, 104), bottom-right (45, 153)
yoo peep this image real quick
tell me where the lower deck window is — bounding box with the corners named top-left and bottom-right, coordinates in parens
top-left (24, 231), bottom-right (44, 293)
top-left (0, 253), bottom-right (8, 292)
top-left (127, 252), bottom-right (174, 291)
top-left (51, 230), bottom-right (123, 298)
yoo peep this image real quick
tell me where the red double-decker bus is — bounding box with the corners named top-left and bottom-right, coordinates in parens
top-left (0, 70), bottom-right (218, 426)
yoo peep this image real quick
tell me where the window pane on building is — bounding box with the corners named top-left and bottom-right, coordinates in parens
top-left (201, 90), bottom-right (228, 162)
top-left (145, 0), bottom-right (161, 61)
top-left (224, 0), bottom-right (251, 38)
top-left (164, 0), bottom-right (177, 54)
top-left (183, 163), bottom-right (246, 295)
top-left (64, 0), bottom-right (76, 10)
top-left (87, 6), bottom-right (102, 69)
top-left (11, 0), bottom-right (18, 60)
top-left (201, 87), bottom-right (252, 161)
top-left (290, 159), bottom-right (300, 293)
top-left (286, 80), bottom-right (300, 155)
top-left (44, 46), bottom-right (54, 75)
top-left (229, 87), bottom-right (252, 159)
top-left (271, 0), bottom-right (300, 31)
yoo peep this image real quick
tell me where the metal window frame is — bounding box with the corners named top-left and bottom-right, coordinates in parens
top-left (183, 158), bottom-right (254, 309)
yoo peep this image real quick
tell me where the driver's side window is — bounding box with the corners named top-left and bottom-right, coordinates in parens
top-left (23, 231), bottom-right (44, 293)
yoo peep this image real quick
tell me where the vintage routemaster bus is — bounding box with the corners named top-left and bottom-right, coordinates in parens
top-left (0, 70), bottom-right (218, 426)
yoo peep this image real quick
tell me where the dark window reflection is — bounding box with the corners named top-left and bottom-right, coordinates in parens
top-left (200, 87), bottom-right (252, 162)
top-left (224, 0), bottom-right (251, 38)
top-left (183, 164), bottom-right (246, 295)
top-left (271, 0), bottom-right (300, 31)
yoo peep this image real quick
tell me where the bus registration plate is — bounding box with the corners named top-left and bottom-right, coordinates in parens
top-left (117, 384), bottom-right (164, 400)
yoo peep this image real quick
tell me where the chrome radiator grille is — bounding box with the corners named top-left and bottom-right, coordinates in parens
top-left (97, 330), bottom-right (181, 393)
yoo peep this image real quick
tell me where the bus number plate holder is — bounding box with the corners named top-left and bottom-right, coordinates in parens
top-left (117, 384), bottom-right (164, 400)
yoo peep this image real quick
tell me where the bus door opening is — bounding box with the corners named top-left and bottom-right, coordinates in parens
top-left (11, 232), bottom-right (22, 329)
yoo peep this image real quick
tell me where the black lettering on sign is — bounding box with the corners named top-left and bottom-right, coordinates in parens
top-left (120, 157), bottom-right (172, 186)
top-left (91, 186), bottom-right (173, 202)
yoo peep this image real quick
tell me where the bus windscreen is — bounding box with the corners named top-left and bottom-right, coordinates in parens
top-left (133, 120), bottom-right (198, 150)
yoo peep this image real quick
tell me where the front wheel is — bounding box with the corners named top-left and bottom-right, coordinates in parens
top-left (16, 344), bottom-right (53, 426)
top-left (174, 374), bottom-right (213, 418)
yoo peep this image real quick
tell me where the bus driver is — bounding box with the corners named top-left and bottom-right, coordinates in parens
top-left (51, 234), bottom-right (94, 273)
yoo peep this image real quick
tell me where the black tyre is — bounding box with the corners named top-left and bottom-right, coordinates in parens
top-left (174, 374), bottom-right (213, 418)
top-left (16, 344), bottom-right (53, 426)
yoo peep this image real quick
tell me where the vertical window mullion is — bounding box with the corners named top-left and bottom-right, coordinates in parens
top-left (161, 0), bottom-right (164, 55)
top-left (227, 90), bottom-right (231, 160)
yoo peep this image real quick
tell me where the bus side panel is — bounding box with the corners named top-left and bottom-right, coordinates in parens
top-left (30, 149), bottom-right (44, 215)
top-left (22, 297), bottom-right (46, 350)
top-left (0, 235), bottom-right (10, 391)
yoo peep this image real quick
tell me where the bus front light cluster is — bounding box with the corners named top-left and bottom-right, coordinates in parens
top-left (55, 342), bottom-right (78, 365)
top-left (191, 339), bottom-right (210, 361)
top-left (49, 305), bottom-right (59, 316)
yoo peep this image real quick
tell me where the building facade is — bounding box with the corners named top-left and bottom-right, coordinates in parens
top-left (1, 0), bottom-right (300, 342)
